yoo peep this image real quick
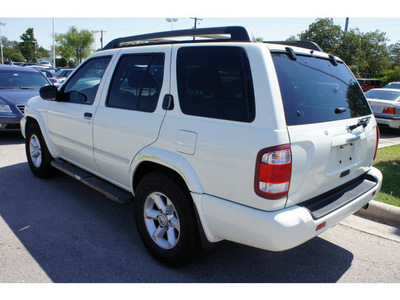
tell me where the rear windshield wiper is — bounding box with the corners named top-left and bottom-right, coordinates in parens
top-left (347, 117), bottom-right (371, 131)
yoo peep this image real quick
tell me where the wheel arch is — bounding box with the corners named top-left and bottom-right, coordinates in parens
top-left (23, 111), bottom-right (58, 159)
top-left (131, 147), bottom-right (203, 195)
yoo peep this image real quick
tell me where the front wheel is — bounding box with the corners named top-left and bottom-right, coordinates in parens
top-left (134, 172), bottom-right (201, 267)
top-left (25, 123), bottom-right (56, 178)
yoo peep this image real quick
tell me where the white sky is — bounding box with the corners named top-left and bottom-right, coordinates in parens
top-left (1, 0), bottom-right (399, 50)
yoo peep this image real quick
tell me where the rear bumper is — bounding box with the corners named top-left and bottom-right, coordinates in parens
top-left (193, 167), bottom-right (382, 251)
top-left (375, 116), bottom-right (400, 129)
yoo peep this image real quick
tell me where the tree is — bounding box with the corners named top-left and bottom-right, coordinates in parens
top-left (19, 28), bottom-right (36, 62)
top-left (389, 41), bottom-right (400, 67)
top-left (379, 66), bottom-right (400, 86)
top-left (289, 18), bottom-right (391, 78)
top-left (10, 52), bottom-right (25, 62)
top-left (55, 27), bottom-right (94, 66)
top-left (293, 18), bottom-right (343, 53)
top-left (2, 36), bottom-right (25, 62)
top-left (36, 46), bottom-right (49, 60)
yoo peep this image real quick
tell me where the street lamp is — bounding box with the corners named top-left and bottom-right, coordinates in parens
top-left (0, 22), bottom-right (6, 64)
top-left (91, 30), bottom-right (100, 51)
top-left (166, 18), bottom-right (178, 31)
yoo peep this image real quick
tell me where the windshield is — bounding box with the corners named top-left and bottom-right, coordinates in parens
top-left (365, 89), bottom-right (400, 101)
top-left (0, 69), bottom-right (49, 89)
top-left (272, 53), bottom-right (371, 125)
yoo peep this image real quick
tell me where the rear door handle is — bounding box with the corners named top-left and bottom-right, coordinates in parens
top-left (84, 112), bottom-right (93, 119)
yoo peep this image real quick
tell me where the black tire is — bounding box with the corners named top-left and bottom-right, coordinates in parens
top-left (25, 123), bottom-right (56, 178)
top-left (134, 171), bottom-right (201, 268)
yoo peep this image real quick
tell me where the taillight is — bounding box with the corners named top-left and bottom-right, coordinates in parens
top-left (373, 126), bottom-right (380, 161)
top-left (255, 145), bottom-right (292, 199)
top-left (382, 107), bottom-right (396, 114)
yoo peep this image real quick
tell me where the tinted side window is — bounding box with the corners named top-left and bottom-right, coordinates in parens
top-left (177, 46), bottom-right (255, 122)
top-left (107, 54), bottom-right (164, 113)
top-left (62, 57), bottom-right (111, 105)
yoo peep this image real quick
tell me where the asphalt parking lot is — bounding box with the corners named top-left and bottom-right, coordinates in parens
top-left (1, 129), bottom-right (400, 283)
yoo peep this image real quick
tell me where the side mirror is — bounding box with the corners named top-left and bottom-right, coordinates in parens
top-left (40, 85), bottom-right (58, 101)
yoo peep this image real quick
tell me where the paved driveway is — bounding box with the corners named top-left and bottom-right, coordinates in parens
top-left (0, 130), bottom-right (399, 284)
top-left (378, 127), bottom-right (400, 148)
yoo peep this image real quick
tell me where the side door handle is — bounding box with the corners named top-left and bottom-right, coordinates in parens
top-left (162, 94), bottom-right (174, 110)
top-left (84, 112), bottom-right (93, 119)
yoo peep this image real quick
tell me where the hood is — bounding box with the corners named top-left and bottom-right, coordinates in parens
top-left (0, 89), bottom-right (40, 106)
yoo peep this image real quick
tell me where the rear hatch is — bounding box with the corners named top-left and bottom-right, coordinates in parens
top-left (271, 49), bottom-right (378, 208)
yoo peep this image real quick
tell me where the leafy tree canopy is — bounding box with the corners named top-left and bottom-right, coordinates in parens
top-left (19, 28), bottom-right (37, 62)
top-left (288, 18), bottom-right (392, 78)
top-left (55, 26), bottom-right (94, 66)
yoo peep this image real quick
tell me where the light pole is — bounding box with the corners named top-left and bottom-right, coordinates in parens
top-left (0, 22), bottom-right (6, 64)
top-left (52, 18), bottom-right (56, 68)
top-left (32, 40), bottom-right (37, 62)
top-left (91, 30), bottom-right (100, 51)
top-left (166, 18), bottom-right (178, 31)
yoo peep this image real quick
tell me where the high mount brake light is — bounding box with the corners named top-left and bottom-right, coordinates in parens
top-left (255, 145), bottom-right (292, 200)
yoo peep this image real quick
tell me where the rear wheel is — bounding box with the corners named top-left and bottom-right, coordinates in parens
top-left (134, 171), bottom-right (201, 267)
top-left (25, 123), bottom-right (56, 178)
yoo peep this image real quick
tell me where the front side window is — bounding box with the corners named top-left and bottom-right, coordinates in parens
top-left (107, 54), bottom-right (164, 112)
top-left (272, 53), bottom-right (371, 125)
top-left (61, 56), bottom-right (111, 105)
top-left (177, 46), bottom-right (255, 122)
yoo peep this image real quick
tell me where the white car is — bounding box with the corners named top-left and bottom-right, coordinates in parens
top-left (366, 88), bottom-right (400, 131)
top-left (21, 26), bottom-right (382, 267)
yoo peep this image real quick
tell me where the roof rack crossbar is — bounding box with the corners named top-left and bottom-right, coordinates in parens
top-left (265, 40), bottom-right (324, 52)
top-left (103, 26), bottom-right (256, 50)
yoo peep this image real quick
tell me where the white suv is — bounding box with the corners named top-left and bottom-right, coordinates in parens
top-left (21, 26), bottom-right (382, 267)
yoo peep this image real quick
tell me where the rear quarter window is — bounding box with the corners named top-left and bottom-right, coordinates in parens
top-left (177, 46), bottom-right (255, 123)
top-left (272, 53), bottom-right (371, 125)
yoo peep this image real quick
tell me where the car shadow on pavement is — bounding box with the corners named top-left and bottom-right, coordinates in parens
top-left (0, 162), bottom-right (354, 283)
top-left (0, 132), bottom-right (25, 146)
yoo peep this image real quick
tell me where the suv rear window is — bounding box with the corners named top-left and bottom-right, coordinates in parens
top-left (272, 53), bottom-right (371, 125)
top-left (177, 46), bottom-right (255, 123)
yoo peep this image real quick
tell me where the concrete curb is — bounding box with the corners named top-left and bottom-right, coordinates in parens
top-left (355, 200), bottom-right (400, 227)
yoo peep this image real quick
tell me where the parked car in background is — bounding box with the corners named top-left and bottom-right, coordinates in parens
top-left (384, 82), bottom-right (400, 89)
top-left (39, 61), bottom-right (52, 68)
top-left (366, 88), bottom-right (400, 131)
top-left (54, 68), bottom-right (74, 84)
top-left (21, 63), bottom-right (40, 67)
top-left (357, 78), bottom-right (381, 92)
top-left (0, 65), bottom-right (51, 131)
top-left (46, 68), bottom-right (58, 76)
top-left (36, 68), bottom-right (59, 86)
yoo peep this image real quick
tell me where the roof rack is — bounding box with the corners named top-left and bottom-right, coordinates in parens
top-left (264, 40), bottom-right (324, 52)
top-left (103, 26), bottom-right (257, 50)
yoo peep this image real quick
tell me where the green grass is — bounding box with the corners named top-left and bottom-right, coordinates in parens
top-left (373, 144), bottom-right (400, 207)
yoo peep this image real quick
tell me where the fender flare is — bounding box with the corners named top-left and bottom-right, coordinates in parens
top-left (130, 147), bottom-right (204, 195)
top-left (23, 100), bottom-right (59, 159)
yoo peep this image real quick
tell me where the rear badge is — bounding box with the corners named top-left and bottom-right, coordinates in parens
top-left (324, 130), bottom-right (329, 135)
top-left (346, 135), bottom-right (361, 143)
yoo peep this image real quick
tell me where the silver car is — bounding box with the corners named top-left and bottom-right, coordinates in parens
top-left (366, 88), bottom-right (400, 131)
